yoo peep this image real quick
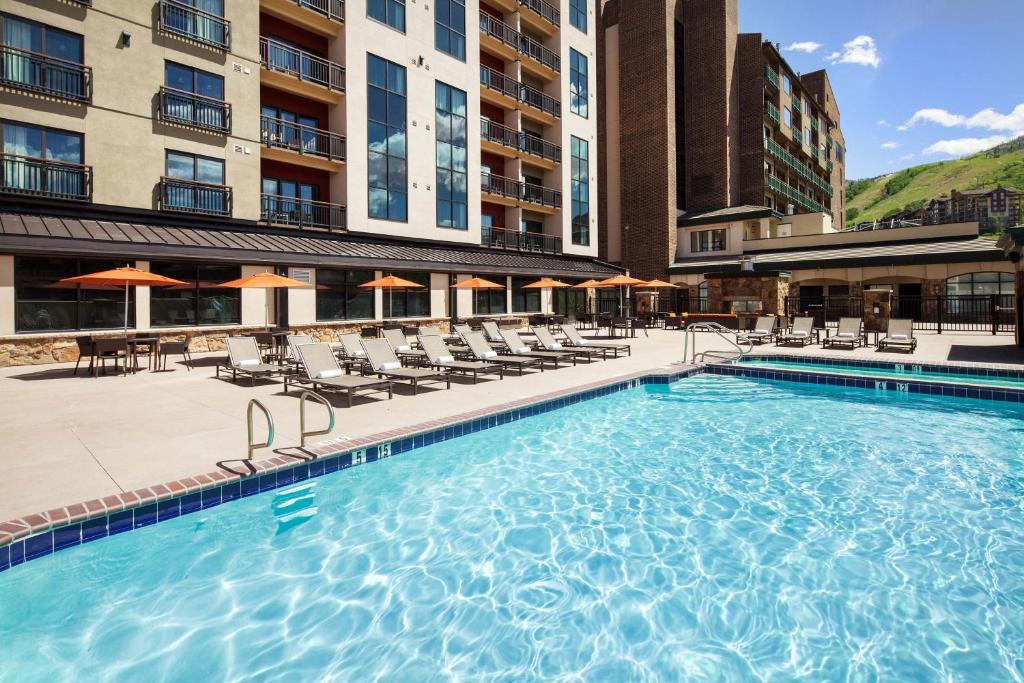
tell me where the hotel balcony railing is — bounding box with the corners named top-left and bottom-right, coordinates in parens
top-left (0, 153), bottom-right (92, 202)
top-left (764, 67), bottom-right (779, 90)
top-left (764, 137), bottom-right (833, 196)
top-left (479, 12), bottom-right (519, 49)
top-left (764, 101), bottom-right (780, 125)
top-left (519, 34), bottom-right (560, 72)
top-left (261, 194), bottom-right (346, 231)
top-left (291, 0), bottom-right (345, 23)
top-left (159, 177), bottom-right (232, 217)
top-left (518, 0), bottom-right (560, 28)
top-left (260, 115), bottom-right (346, 161)
top-left (480, 118), bottom-right (561, 162)
top-left (158, 0), bottom-right (231, 50)
top-left (159, 86), bottom-right (231, 134)
top-left (481, 172), bottom-right (562, 208)
top-left (480, 65), bottom-right (519, 101)
top-left (0, 45), bottom-right (91, 102)
top-left (519, 80), bottom-right (561, 118)
top-left (764, 173), bottom-right (831, 216)
top-left (522, 180), bottom-right (561, 208)
top-left (482, 66), bottom-right (561, 118)
top-left (482, 226), bottom-right (562, 254)
top-left (479, 12), bottom-right (560, 72)
top-left (260, 37), bottom-right (345, 93)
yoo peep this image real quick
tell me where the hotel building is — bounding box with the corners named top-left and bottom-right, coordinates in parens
top-left (0, 0), bottom-right (607, 362)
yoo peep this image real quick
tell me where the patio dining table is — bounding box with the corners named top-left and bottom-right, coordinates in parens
top-left (126, 337), bottom-right (160, 373)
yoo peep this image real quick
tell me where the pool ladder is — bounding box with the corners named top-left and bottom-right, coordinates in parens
top-left (682, 322), bottom-right (752, 365)
top-left (246, 391), bottom-right (335, 460)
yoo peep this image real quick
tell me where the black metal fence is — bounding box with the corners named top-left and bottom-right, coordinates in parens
top-left (892, 295), bottom-right (1014, 333)
top-left (784, 296), bottom-right (864, 328)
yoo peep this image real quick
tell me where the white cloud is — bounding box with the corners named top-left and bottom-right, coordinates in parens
top-left (923, 135), bottom-right (1010, 157)
top-left (783, 41), bottom-right (822, 53)
top-left (901, 103), bottom-right (1024, 136)
top-left (877, 120), bottom-right (890, 127)
top-left (880, 141), bottom-right (901, 150)
top-left (826, 35), bottom-right (880, 68)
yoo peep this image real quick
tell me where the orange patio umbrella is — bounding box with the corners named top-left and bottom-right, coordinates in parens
top-left (573, 279), bottom-right (604, 289)
top-left (360, 274), bottom-right (425, 320)
top-left (521, 277), bottom-right (570, 289)
top-left (58, 266), bottom-right (187, 336)
top-left (596, 274), bottom-right (646, 316)
top-left (450, 277), bottom-right (505, 289)
top-left (217, 271), bottom-right (311, 329)
top-left (638, 279), bottom-right (678, 289)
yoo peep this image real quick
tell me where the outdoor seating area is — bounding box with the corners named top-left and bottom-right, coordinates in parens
top-left (708, 315), bottom-right (923, 354)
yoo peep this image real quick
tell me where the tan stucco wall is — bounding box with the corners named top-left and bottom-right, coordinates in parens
top-left (286, 266), bottom-right (317, 326)
top-left (241, 265), bottom-right (272, 327)
top-left (430, 272), bottom-right (449, 318)
top-left (0, 255), bottom-right (13, 336)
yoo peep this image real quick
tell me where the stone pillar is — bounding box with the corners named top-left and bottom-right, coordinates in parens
top-left (863, 289), bottom-right (891, 332)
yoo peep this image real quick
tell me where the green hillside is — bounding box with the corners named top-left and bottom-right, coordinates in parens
top-left (845, 136), bottom-right (1024, 226)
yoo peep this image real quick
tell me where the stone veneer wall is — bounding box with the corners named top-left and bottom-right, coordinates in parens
top-left (0, 317), bottom-right (527, 368)
top-left (708, 275), bottom-right (789, 314)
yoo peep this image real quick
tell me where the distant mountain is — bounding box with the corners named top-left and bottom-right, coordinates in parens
top-left (845, 136), bottom-right (1024, 225)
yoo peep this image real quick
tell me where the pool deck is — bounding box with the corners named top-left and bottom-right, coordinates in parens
top-left (0, 328), bottom-right (1020, 527)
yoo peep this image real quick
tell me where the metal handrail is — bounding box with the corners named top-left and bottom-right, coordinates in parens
top-left (260, 114), bottom-right (345, 161)
top-left (299, 390), bottom-right (335, 447)
top-left (682, 322), bottom-right (751, 364)
top-left (0, 44), bottom-right (92, 102)
top-left (259, 37), bottom-right (345, 92)
top-left (247, 399), bottom-right (275, 460)
top-left (159, 86), bottom-right (232, 134)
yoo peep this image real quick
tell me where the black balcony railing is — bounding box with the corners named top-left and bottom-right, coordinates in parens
top-left (261, 194), bottom-right (346, 231)
top-left (480, 118), bottom-right (561, 163)
top-left (481, 172), bottom-right (561, 208)
top-left (260, 115), bottom-right (346, 161)
top-left (292, 0), bottom-right (345, 23)
top-left (158, 0), bottom-right (230, 50)
top-left (482, 226), bottom-right (562, 254)
top-left (518, 0), bottom-right (560, 27)
top-left (0, 45), bottom-right (91, 102)
top-left (260, 37), bottom-right (345, 93)
top-left (480, 65), bottom-right (519, 100)
top-left (159, 177), bottom-right (232, 217)
top-left (520, 131), bottom-right (560, 162)
top-left (159, 86), bottom-right (231, 134)
top-left (479, 12), bottom-right (518, 49)
top-left (480, 118), bottom-right (519, 148)
top-left (522, 181), bottom-right (561, 208)
top-left (0, 153), bottom-right (92, 201)
top-left (519, 82), bottom-right (560, 118)
top-left (519, 34), bottom-right (560, 72)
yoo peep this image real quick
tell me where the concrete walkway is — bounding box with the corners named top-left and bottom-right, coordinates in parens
top-left (0, 328), bottom-right (1019, 522)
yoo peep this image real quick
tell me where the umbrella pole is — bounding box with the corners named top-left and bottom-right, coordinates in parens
top-left (124, 284), bottom-right (130, 338)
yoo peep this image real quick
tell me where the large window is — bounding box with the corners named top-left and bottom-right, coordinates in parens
top-left (316, 269), bottom-right (374, 321)
top-left (571, 136), bottom-right (589, 246)
top-left (569, 49), bottom-right (588, 118)
top-left (367, 54), bottom-right (407, 222)
top-left (435, 0), bottom-right (465, 61)
top-left (382, 271), bottom-right (431, 318)
top-left (368, 0), bottom-right (405, 32)
top-left (164, 150), bottom-right (226, 214)
top-left (569, 0), bottom-right (587, 33)
top-left (946, 272), bottom-right (1014, 296)
top-left (0, 14), bottom-right (86, 99)
top-left (473, 284), bottom-right (507, 315)
top-left (164, 61), bottom-right (226, 131)
top-left (690, 229), bottom-right (726, 252)
top-left (553, 287), bottom-right (586, 316)
top-left (436, 82), bottom-right (468, 229)
top-left (150, 263), bottom-right (240, 327)
top-left (260, 105), bottom-right (318, 153)
top-left (14, 257), bottom-right (135, 333)
top-left (1, 121), bottom-right (84, 198)
top-left (511, 277), bottom-right (541, 313)
top-left (783, 107), bottom-right (791, 128)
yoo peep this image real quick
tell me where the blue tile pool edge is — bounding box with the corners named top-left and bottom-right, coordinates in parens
top-left (743, 353), bottom-right (1024, 380)
top-left (0, 366), bottom-right (702, 574)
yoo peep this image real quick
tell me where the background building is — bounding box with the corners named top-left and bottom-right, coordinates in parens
top-left (0, 0), bottom-right (607, 361)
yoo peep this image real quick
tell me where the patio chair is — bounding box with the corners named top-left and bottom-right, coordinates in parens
top-left (498, 329), bottom-right (575, 368)
top-left (286, 334), bottom-right (314, 364)
top-left (360, 338), bottom-right (451, 394)
top-left (287, 343), bottom-right (392, 407)
top-left (822, 317), bottom-right (866, 349)
top-left (736, 316), bottom-right (778, 345)
top-left (418, 334), bottom-right (503, 383)
top-left (559, 324), bottom-right (630, 357)
top-left (452, 323), bottom-right (473, 342)
top-left (463, 331), bottom-right (545, 375)
top-left (877, 318), bottom-right (918, 353)
top-left (73, 335), bottom-right (94, 376)
top-left (218, 336), bottom-right (286, 385)
top-left (419, 326), bottom-right (469, 354)
top-left (92, 337), bottom-right (128, 377)
top-left (532, 326), bottom-right (603, 363)
top-left (777, 317), bottom-right (815, 347)
top-left (157, 335), bottom-right (193, 371)
top-left (481, 320), bottom-right (505, 344)
top-left (381, 327), bottom-right (427, 364)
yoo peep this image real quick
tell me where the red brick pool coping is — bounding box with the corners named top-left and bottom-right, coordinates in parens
top-left (0, 364), bottom-right (695, 548)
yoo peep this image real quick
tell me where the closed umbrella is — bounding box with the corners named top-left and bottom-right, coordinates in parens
top-left (58, 266), bottom-right (187, 337)
top-left (359, 274), bottom-right (425, 321)
top-left (217, 271), bottom-right (311, 329)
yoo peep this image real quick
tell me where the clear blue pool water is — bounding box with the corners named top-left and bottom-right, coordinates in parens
top-left (740, 356), bottom-right (1024, 389)
top-left (2, 375), bottom-right (1024, 682)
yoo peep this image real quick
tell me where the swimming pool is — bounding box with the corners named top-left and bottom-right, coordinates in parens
top-left (2, 374), bottom-right (1023, 681)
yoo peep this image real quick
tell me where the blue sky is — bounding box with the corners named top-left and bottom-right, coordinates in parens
top-left (739, 0), bottom-right (1024, 180)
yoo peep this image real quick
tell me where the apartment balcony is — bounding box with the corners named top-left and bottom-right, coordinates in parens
top-left (158, 86), bottom-right (231, 134)
top-left (0, 45), bottom-right (91, 102)
top-left (764, 101), bottom-right (780, 126)
top-left (479, 12), bottom-right (560, 79)
top-left (159, 177), bottom-right (232, 217)
top-left (479, 118), bottom-right (560, 168)
top-left (764, 137), bottom-right (833, 196)
top-left (0, 153), bottom-right (92, 202)
top-left (764, 173), bottom-right (830, 216)
top-left (791, 98), bottom-right (801, 115)
top-left (158, 0), bottom-right (231, 50)
top-left (260, 0), bottom-right (344, 36)
top-left (481, 172), bottom-right (560, 213)
top-left (764, 67), bottom-right (779, 90)
top-left (482, 226), bottom-right (562, 255)
top-left (479, 65), bottom-right (563, 124)
top-left (260, 115), bottom-right (345, 170)
top-left (259, 37), bottom-right (345, 104)
top-left (261, 194), bottom-right (346, 231)
top-left (518, 0), bottom-right (559, 35)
